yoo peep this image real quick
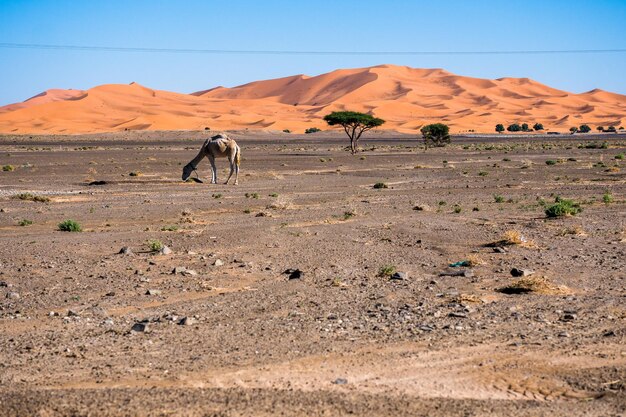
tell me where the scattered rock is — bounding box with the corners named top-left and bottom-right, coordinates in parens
top-left (390, 271), bottom-right (408, 280)
top-left (131, 322), bottom-right (148, 332)
top-left (603, 330), bottom-right (616, 337)
top-left (493, 247), bottom-right (507, 253)
top-left (0, 281), bottom-right (9, 287)
top-left (439, 269), bottom-right (474, 278)
top-left (561, 313), bottom-right (577, 322)
top-left (284, 268), bottom-right (303, 280)
top-left (119, 246), bottom-right (133, 255)
top-left (558, 331), bottom-right (570, 338)
top-left (510, 268), bottom-right (534, 277)
top-left (5, 291), bottom-right (19, 299)
top-left (332, 378), bottom-right (348, 385)
top-left (88, 180), bottom-right (107, 186)
top-left (178, 316), bottom-right (196, 326)
top-left (146, 289), bottom-right (162, 296)
top-left (67, 310), bottom-right (80, 317)
top-left (172, 267), bottom-right (187, 274)
top-left (448, 312), bottom-right (468, 318)
top-left (413, 205), bottom-right (430, 211)
top-left (105, 291), bottom-right (116, 297)
top-left (213, 259), bottom-right (224, 267)
top-left (160, 246), bottom-right (172, 255)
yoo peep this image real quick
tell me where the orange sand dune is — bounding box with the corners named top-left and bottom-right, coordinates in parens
top-left (0, 64), bottom-right (624, 134)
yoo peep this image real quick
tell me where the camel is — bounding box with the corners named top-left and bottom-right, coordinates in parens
top-left (182, 134), bottom-right (241, 185)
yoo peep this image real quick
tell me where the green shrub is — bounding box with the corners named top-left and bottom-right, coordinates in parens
top-left (161, 225), bottom-right (178, 232)
top-left (421, 123), bottom-right (450, 148)
top-left (373, 182), bottom-right (388, 189)
top-left (245, 192), bottom-right (259, 199)
top-left (453, 205), bottom-right (462, 213)
top-left (545, 160), bottom-right (557, 165)
top-left (212, 193), bottom-right (222, 199)
top-left (2, 165), bottom-right (15, 172)
top-left (282, 129), bottom-right (291, 133)
top-left (494, 195), bottom-right (505, 203)
top-left (602, 192), bottom-right (614, 204)
top-left (18, 219), bottom-right (33, 226)
top-left (305, 127), bottom-right (321, 134)
top-left (377, 265), bottom-right (396, 277)
top-left (615, 153), bottom-right (624, 160)
top-left (545, 197), bottom-right (582, 218)
top-left (58, 219), bottom-right (82, 232)
top-left (147, 239), bottom-right (164, 251)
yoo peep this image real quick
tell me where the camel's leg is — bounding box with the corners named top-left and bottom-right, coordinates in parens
top-left (234, 147), bottom-right (240, 185)
top-left (208, 155), bottom-right (217, 184)
top-left (225, 154), bottom-right (235, 185)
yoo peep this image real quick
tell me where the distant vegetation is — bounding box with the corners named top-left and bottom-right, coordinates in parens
top-left (533, 123), bottom-right (544, 131)
top-left (495, 124), bottom-right (504, 133)
top-left (304, 127), bottom-right (321, 134)
top-left (323, 111), bottom-right (385, 154)
top-left (421, 123), bottom-right (450, 149)
top-left (579, 124), bottom-right (591, 133)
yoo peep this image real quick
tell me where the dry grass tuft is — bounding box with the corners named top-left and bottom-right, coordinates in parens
top-left (452, 293), bottom-right (484, 304)
top-left (487, 229), bottom-right (536, 248)
top-left (267, 196), bottom-right (293, 210)
top-left (498, 276), bottom-right (569, 295)
top-left (466, 254), bottom-right (485, 267)
top-left (558, 225), bottom-right (587, 237)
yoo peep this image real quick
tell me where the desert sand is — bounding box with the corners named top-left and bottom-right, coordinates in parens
top-left (0, 131), bottom-right (625, 416)
top-left (1, 65), bottom-right (624, 134)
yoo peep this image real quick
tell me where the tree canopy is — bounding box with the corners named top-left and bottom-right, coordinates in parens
top-left (323, 111), bottom-right (385, 153)
top-left (495, 124), bottom-right (504, 133)
top-left (421, 123), bottom-right (450, 149)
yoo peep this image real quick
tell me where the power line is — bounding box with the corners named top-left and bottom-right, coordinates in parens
top-left (1, 42), bottom-right (625, 56)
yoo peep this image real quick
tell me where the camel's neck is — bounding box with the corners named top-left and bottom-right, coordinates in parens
top-left (188, 147), bottom-right (207, 168)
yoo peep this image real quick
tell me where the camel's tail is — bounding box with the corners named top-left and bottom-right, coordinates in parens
top-left (235, 146), bottom-right (241, 167)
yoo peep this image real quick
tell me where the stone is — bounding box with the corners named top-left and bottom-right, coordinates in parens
top-left (131, 322), bottom-right (148, 332)
top-left (119, 246), bottom-right (133, 255)
top-left (390, 271), bottom-right (408, 280)
top-left (561, 313), bottom-right (577, 322)
top-left (439, 269), bottom-right (473, 278)
top-left (332, 378), bottom-right (348, 385)
top-left (172, 267), bottom-right (187, 274)
top-left (160, 246), bottom-right (172, 255)
top-left (284, 269), bottom-right (303, 280)
top-left (182, 269), bottom-right (198, 276)
top-left (213, 259), bottom-right (224, 267)
top-left (493, 247), bottom-right (507, 253)
top-left (146, 289), bottom-right (162, 296)
top-left (178, 316), bottom-right (196, 326)
top-left (558, 331), bottom-right (570, 338)
top-left (510, 268), bottom-right (534, 277)
top-left (448, 312), bottom-right (467, 318)
top-left (6, 291), bottom-right (19, 299)
top-left (67, 310), bottom-right (79, 317)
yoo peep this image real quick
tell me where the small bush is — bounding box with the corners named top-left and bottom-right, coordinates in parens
top-left (245, 192), bottom-right (259, 199)
top-left (615, 153), bottom-right (624, 160)
top-left (58, 219), bottom-right (82, 232)
top-left (343, 210), bottom-right (355, 220)
top-left (2, 165), bottom-right (15, 172)
top-left (129, 171), bottom-right (141, 176)
top-left (545, 160), bottom-right (557, 165)
top-left (305, 127), bottom-right (321, 134)
top-left (603, 192), bottom-right (614, 204)
top-left (212, 193), bottom-right (222, 199)
top-left (243, 208), bottom-right (251, 214)
top-left (545, 197), bottom-right (582, 218)
top-left (377, 265), bottom-right (396, 277)
top-left (282, 129), bottom-right (291, 133)
top-left (373, 182), bottom-right (388, 189)
top-left (147, 239), bottom-right (164, 251)
top-left (13, 193), bottom-right (50, 203)
top-left (478, 171), bottom-right (488, 176)
top-left (453, 205), bottom-right (462, 213)
top-left (269, 193), bottom-right (278, 197)
top-left (161, 225), bottom-right (178, 232)
top-left (493, 195), bottom-right (505, 203)
top-left (18, 219), bottom-right (33, 226)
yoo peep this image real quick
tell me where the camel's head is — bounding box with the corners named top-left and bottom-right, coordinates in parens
top-left (182, 163), bottom-right (195, 181)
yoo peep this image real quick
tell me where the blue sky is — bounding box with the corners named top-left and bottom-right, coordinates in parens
top-left (1, 0), bottom-right (625, 105)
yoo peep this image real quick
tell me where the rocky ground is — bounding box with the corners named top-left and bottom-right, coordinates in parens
top-left (0, 131), bottom-right (624, 416)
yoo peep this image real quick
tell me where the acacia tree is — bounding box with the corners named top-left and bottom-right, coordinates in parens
top-left (421, 123), bottom-right (450, 149)
top-left (533, 123), bottom-right (544, 131)
top-left (495, 124), bottom-right (505, 133)
top-left (323, 111), bottom-right (385, 154)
